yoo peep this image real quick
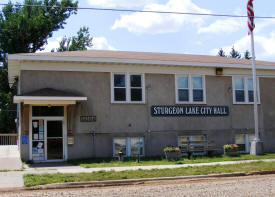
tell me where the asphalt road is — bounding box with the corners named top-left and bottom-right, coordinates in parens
top-left (1, 174), bottom-right (275, 197)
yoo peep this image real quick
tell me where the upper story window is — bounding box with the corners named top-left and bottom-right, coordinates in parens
top-left (232, 76), bottom-right (260, 104)
top-left (111, 73), bottom-right (145, 103)
top-left (175, 75), bottom-right (206, 104)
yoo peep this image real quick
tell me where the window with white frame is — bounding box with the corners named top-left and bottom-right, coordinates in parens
top-left (112, 73), bottom-right (145, 103)
top-left (235, 134), bottom-right (254, 153)
top-left (176, 75), bottom-right (205, 103)
top-left (233, 76), bottom-right (260, 104)
top-left (113, 137), bottom-right (144, 157)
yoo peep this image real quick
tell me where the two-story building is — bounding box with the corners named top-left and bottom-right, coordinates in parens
top-left (8, 50), bottom-right (275, 162)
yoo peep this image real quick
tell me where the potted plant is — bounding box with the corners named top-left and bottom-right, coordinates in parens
top-left (223, 144), bottom-right (239, 156)
top-left (163, 146), bottom-right (181, 160)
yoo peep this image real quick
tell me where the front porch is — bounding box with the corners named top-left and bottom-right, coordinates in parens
top-left (14, 88), bottom-right (87, 162)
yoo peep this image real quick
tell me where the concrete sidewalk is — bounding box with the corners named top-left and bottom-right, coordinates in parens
top-left (23, 158), bottom-right (275, 174)
top-left (2, 158), bottom-right (275, 189)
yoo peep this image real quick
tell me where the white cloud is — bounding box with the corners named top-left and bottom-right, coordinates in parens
top-left (38, 37), bottom-right (62, 53)
top-left (39, 36), bottom-right (115, 52)
top-left (87, 0), bottom-right (155, 8)
top-left (111, 0), bottom-right (211, 34)
top-left (210, 31), bottom-right (275, 61)
top-left (92, 37), bottom-right (116, 50)
top-left (198, 18), bottom-right (243, 34)
top-left (197, 8), bottom-right (247, 35)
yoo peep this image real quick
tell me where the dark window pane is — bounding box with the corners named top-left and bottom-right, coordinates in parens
top-left (47, 138), bottom-right (63, 160)
top-left (114, 74), bottom-right (125, 87)
top-left (235, 90), bottom-right (245, 102)
top-left (248, 90), bottom-right (254, 102)
top-left (32, 106), bottom-right (64, 117)
top-left (130, 75), bottom-right (141, 87)
top-left (114, 138), bottom-right (126, 156)
top-left (114, 88), bottom-right (126, 101)
top-left (193, 90), bottom-right (203, 102)
top-left (47, 121), bottom-right (63, 138)
top-left (130, 137), bottom-right (143, 156)
top-left (178, 89), bottom-right (189, 102)
top-left (131, 89), bottom-right (142, 101)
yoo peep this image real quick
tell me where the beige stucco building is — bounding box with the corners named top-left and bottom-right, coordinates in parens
top-left (8, 50), bottom-right (275, 162)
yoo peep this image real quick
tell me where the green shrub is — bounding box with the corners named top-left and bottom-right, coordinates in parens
top-left (163, 147), bottom-right (180, 152)
top-left (223, 144), bottom-right (239, 150)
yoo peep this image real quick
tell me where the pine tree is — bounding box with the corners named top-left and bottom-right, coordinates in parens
top-left (217, 48), bottom-right (226, 57)
top-left (229, 46), bottom-right (241, 59)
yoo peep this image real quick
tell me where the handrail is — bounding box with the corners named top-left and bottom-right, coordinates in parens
top-left (0, 134), bottom-right (17, 136)
top-left (0, 134), bottom-right (18, 145)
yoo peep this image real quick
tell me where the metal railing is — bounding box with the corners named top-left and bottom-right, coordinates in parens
top-left (0, 134), bottom-right (18, 145)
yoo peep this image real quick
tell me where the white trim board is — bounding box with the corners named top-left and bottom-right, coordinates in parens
top-left (14, 96), bottom-right (87, 103)
top-left (8, 55), bottom-right (275, 70)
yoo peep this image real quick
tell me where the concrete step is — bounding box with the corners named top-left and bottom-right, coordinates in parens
top-left (0, 145), bottom-right (22, 170)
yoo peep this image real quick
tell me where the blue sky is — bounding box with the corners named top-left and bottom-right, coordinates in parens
top-left (2, 0), bottom-right (275, 61)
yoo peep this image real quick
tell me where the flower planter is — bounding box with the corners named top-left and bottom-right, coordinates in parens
top-left (224, 149), bottom-right (239, 156)
top-left (164, 151), bottom-right (180, 160)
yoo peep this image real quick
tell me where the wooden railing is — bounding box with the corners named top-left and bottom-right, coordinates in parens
top-left (0, 134), bottom-right (18, 145)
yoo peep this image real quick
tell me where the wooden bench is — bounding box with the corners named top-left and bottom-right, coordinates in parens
top-left (179, 140), bottom-right (220, 158)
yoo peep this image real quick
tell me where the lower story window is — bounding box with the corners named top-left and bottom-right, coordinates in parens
top-left (235, 134), bottom-right (254, 153)
top-left (178, 135), bottom-right (207, 155)
top-left (113, 137), bottom-right (144, 157)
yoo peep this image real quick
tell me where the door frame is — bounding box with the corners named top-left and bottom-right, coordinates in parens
top-left (29, 105), bottom-right (68, 162)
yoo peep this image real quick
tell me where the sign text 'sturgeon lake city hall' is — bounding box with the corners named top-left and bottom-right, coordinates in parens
top-left (151, 106), bottom-right (229, 117)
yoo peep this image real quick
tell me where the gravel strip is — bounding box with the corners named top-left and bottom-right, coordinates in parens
top-left (1, 174), bottom-right (275, 197)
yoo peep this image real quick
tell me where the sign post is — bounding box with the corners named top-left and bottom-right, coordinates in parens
top-left (137, 136), bottom-right (140, 163)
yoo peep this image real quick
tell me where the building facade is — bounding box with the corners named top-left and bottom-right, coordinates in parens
top-left (8, 50), bottom-right (275, 162)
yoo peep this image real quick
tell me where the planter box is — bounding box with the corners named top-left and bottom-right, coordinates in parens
top-left (164, 151), bottom-right (180, 160)
top-left (224, 149), bottom-right (239, 156)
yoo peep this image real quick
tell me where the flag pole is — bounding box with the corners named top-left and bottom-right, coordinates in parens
top-left (247, 0), bottom-right (263, 155)
top-left (250, 31), bottom-right (259, 141)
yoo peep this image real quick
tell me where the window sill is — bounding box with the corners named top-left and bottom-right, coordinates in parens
top-left (113, 155), bottom-right (145, 158)
top-left (233, 102), bottom-right (261, 105)
top-left (111, 101), bottom-right (146, 104)
top-left (175, 102), bottom-right (207, 105)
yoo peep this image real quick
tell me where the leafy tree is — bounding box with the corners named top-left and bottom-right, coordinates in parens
top-left (229, 46), bottom-right (241, 59)
top-left (0, 0), bottom-right (78, 53)
top-left (244, 50), bottom-right (252, 60)
top-left (217, 48), bottom-right (226, 57)
top-left (55, 26), bottom-right (93, 52)
top-left (0, 0), bottom-right (78, 132)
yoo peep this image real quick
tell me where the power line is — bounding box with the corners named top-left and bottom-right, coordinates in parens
top-left (0, 3), bottom-right (275, 19)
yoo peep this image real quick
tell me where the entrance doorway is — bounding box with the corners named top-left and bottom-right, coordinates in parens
top-left (47, 121), bottom-right (63, 160)
top-left (30, 106), bottom-right (66, 162)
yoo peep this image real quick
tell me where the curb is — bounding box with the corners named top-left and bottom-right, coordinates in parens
top-left (1, 170), bottom-right (275, 193)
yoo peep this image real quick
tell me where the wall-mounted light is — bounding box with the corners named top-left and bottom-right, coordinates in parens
top-left (216, 67), bottom-right (223, 75)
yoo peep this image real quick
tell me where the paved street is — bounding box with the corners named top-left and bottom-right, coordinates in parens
top-left (1, 174), bottom-right (275, 197)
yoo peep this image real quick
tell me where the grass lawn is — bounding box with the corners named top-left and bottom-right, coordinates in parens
top-left (24, 161), bottom-right (275, 187)
top-left (68, 153), bottom-right (275, 168)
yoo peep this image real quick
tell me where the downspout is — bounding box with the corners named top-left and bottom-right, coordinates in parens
top-left (92, 131), bottom-right (96, 158)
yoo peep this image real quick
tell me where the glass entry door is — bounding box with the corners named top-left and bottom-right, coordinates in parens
top-left (47, 121), bottom-right (63, 160)
top-left (31, 119), bottom-right (64, 161)
top-left (31, 106), bottom-right (65, 162)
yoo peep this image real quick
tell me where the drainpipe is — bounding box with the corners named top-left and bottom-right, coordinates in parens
top-left (92, 131), bottom-right (96, 158)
